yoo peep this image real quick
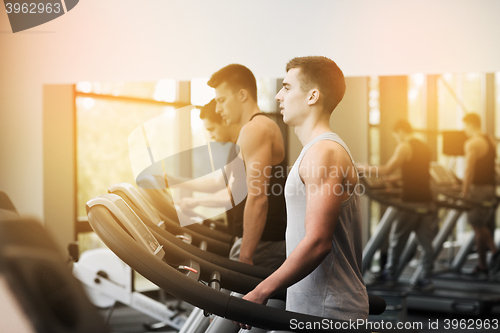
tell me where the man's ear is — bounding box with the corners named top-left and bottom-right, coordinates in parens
top-left (308, 89), bottom-right (320, 105)
top-left (238, 89), bottom-right (249, 103)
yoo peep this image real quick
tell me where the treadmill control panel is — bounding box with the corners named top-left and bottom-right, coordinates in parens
top-left (430, 164), bottom-right (460, 187)
top-left (87, 194), bottom-right (165, 260)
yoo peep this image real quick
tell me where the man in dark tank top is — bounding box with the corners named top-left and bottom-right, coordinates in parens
top-left (208, 64), bottom-right (287, 270)
top-left (175, 95), bottom-right (287, 270)
top-left (360, 119), bottom-right (435, 292)
top-left (462, 113), bottom-right (500, 275)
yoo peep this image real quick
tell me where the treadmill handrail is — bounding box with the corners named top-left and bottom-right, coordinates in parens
top-left (364, 188), bottom-right (433, 214)
top-left (87, 202), bottom-right (414, 332)
top-left (434, 199), bottom-right (472, 211)
top-left (143, 214), bottom-right (274, 280)
top-left (108, 192), bottom-right (387, 314)
top-left (437, 189), bottom-right (499, 208)
top-left (89, 197), bottom-right (281, 298)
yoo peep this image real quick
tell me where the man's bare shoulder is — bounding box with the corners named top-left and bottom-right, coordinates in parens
top-left (398, 141), bottom-right (412, 151)
top-left (243, 115), bottom-right (278, 133)
top-left (396, 141), bottom-right (412, 158)
top-left (239, 115), bottom-right (278, 144)
top-left (302, 139), bottom-right (351, 170)
top-left (465, 136), bottom-right (484, 150)
top-left (465, 135), bottom-right (490, 159)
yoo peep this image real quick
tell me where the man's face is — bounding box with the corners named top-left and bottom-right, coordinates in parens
top-left (215, 82), bottom-right (241, 125)
top-left (275, 68), bottom-right (310, 126)
top-left (392, 131), bottom-right (402, 143)
top-left (463, 123), bottom-right (474, 137)
top-left (203, 118), bottom-right (229, 142)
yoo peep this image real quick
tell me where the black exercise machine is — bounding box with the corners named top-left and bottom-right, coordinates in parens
top-left (86, 193), bottom-right (409, 333)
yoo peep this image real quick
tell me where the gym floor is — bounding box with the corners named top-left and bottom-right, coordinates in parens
top-left (101, 261), bottom-right (500, 333)
top-left (101, 294), bottom-right (500, 333)
top-left (100, 293), bottom-right (193, 333)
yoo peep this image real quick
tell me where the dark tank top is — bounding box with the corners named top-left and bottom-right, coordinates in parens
top-left (224, 144), bottom-right (238, 233)
top-left (231, 113), bottom-right (287, 241)
top-left (472, 135), bottom-right (496, 186)
top-left (401, 139), bottom-right (433, 202)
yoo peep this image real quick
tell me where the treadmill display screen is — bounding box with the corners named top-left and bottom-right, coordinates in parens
top-left (430, 165), bottom-right (458, 186)
top-left (114, 199), bottom-right (162, 254)
top-left (442, 131), bottom-right (466, 156)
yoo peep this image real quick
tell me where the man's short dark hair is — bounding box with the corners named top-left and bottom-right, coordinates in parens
top-left (463, 113), bottom-right (481, 128)
top-left (286, 56), bottom-right (345, 113)
top-left (207, 64), bottom-right (257, 102)
top-left (393, 119), bottom-right (413, 134)
top-left (199, 99), bottom-right (222, 124)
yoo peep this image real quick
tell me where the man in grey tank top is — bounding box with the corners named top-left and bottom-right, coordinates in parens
top-left (238, 56), bottom-right (368, 329)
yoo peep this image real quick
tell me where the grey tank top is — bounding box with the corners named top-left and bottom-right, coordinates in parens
top-left (285, 132), bottom-right (368, 320)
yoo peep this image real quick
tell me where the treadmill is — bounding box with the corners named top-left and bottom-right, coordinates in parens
top-left (109, 184), bottom-right (407, 330)
top-left (360, 173), bottom-right (441, 322)
top-left (108, 182), bottom-right (273, 280)
top-left (110, 183), bottom-right (233, 257)
top-left (361, 174), bottom-right (438, 278)
top-left (85, 193), bottom-right (412, 333)
top-left (363, 165), bottom-right (500, 315)
top-left (401, 164), bottom-right (500, 315)
top-left (136, 175), bottom-right (234, 240)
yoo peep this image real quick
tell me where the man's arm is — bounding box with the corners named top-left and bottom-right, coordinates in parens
top-left (237, 123), bottom-right (273, 264)
top-left (376, 142), bottom-right (410, 176)
top-left (163, 172), bottom-right (227, 193)
top-left (356, 143), bottom-right (408, 177)
top-left (178, 189), bottom-right (233, 211)
top-left (241, 141), bottom-right (346, 305)
top-left (462, 139), bottom-right (478, 196)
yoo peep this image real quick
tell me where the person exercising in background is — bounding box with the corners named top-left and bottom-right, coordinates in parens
top-left (177, 99), bottom-right (241, 216)
top-left (462, 113), bottom-right (500, 276)
top-left (359, 120), bottom-right (435, 292)
top-left (239, 56), bottom-right (368, 326)
top-left (208, 64), bottom-right (287, 270)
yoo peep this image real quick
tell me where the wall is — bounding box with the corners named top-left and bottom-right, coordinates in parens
top-left (43, 85), bottom-right (76, 253)
top-left (1, 0), bottom-right (500, 221)
top-left (331, 77), bottom-right (370, 244)
top-left (379, 76), bottom-right (408, 164)
top-left (331, 77), bottom-right (369, 163)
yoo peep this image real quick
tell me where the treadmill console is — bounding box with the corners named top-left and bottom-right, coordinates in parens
top-left (86, 194), bottom-right (165, 260)
top-left (430, 164), bottom-right (459, 187)
top-left (359, 170), bottom-right (386, 189)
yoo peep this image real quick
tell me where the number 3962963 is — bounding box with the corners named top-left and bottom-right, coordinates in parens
top-left (5, 3), bottom-right (62, 14)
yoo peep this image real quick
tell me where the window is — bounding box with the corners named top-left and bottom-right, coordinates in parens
top-left (408, 73), bottom-right (427, 142)
top-left (366, 72), bottom-right (493, 253)
top-left (75, 81), bottom-right (182, 252)
top-left (368, 76), bottom-right (380, 166)
top-left (190, 78), bottom-right (215, 106)
top-left (495, 72), bottom-right (500, 156)
top-left (436, 72), bottom-right (482, 174)
top-left (367, 76), bottom-right (382, 242)
top-left (76, 82), bottom-right (180, 218)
